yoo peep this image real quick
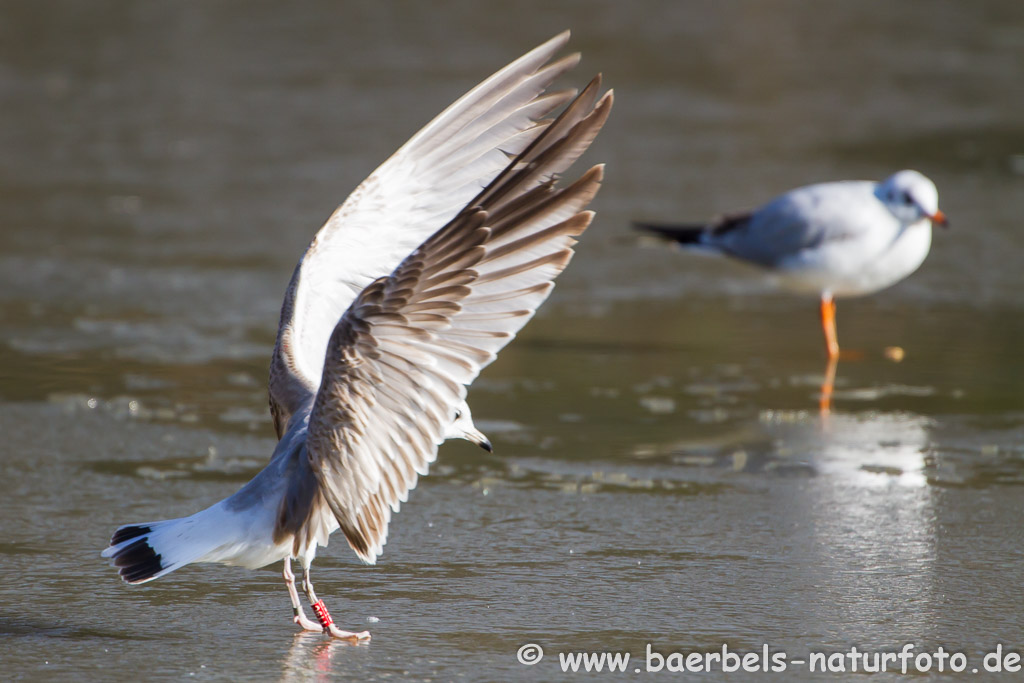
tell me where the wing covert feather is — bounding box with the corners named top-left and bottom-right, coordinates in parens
top-left (268, 32), bottom-right (585, 438)
top-left (302, 88), bottom-right (612, 563)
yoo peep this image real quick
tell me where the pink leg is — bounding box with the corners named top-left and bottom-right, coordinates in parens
top-left (284, 560), bottom-right (324, 632)
top-left (301, 565), bottom-right (371, 642)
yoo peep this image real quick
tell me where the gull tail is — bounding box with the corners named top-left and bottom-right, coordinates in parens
top-left (633, 221), bottom-right (708, 245)
top-left (101, 502), bottom-right (244, 584)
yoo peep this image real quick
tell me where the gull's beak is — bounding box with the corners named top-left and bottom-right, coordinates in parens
top-left (464, 428), bottom-right (493, 453)
top-left (929, 209), bottom-right (948, 228)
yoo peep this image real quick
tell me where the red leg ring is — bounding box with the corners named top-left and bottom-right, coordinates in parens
top-left (311, 599), bottom-right (334, 629)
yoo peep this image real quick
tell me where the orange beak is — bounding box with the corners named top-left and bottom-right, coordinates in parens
top-left (930, 209), bottom-right (948, 227)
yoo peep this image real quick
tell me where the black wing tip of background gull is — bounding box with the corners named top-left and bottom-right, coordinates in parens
top-left (632, 221), bottom-right (706, 245)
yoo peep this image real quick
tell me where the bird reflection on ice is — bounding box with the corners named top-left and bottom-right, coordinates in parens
top-left (759, 409), bottom-right (932, 488)
top-left (660, 408), bottom-right (933, 489)
top-left (279, 632), bottom-right (368, 683)
top-left (660, 407), bottom-right (939, 636)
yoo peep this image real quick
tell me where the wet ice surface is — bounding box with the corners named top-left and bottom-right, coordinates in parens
top-left (3, 1), bottom-right (1024, 680)
top-left (4, 388), bottom-right (1024, 681)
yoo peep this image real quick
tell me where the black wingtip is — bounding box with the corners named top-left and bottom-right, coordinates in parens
top-left (111, 537), bottom-right (165, 584)
top-left (632, 221), bottom-right (707, 245)
top-left (110, 525), bottom-right (151, 546)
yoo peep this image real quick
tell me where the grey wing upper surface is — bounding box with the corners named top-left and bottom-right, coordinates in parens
top-left (268, 32), bottom-right (585, 437)
top-left (301, 81), bottom-right (613, 564)
top-left (710, 180), bottom-right (880, 266)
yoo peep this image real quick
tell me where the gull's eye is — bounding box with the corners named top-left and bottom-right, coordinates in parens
top-left (454, 409), bottom-right (462, 419)
top-left (902, 191), bottom-right (914, 205)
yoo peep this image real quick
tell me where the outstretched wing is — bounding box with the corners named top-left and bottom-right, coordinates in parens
top-left (269, 31), bottom-right (585, 437)
top-left (300, 86), bottom-right (612, 564)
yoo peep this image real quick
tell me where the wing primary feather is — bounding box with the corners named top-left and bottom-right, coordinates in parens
top-left (268, 33), bottom-right (584, 432)
top-left (301, 46), bottom-right (612, 564)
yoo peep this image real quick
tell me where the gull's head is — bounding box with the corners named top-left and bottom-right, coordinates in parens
top-left (876, 170), bottom-right (947, 228)
top-left (445, 403), bottom-right (492, 452)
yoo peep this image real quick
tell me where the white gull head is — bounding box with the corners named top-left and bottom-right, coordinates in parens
top-left (875, 170), bottom-right (946, 227)
top-left (445, 401), bottom-right (492, 452)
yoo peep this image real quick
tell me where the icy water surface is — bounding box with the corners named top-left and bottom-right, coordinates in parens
top-left (2, 1), bottom-right (1023, 680)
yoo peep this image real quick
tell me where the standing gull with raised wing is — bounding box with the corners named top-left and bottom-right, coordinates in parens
top-left (636, 170), bottom-right (947, 360)
top-left (102, 32), bottom-right (612, 640)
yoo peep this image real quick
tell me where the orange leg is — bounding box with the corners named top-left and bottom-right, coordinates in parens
top-left (819, 355), bottom-right (838, 416)
top-left (819, 294), bottom-right (839, 360)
